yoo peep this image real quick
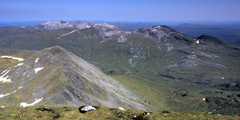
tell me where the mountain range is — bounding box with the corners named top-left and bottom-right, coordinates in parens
top-left (172, 23), bottom-right (240, 46)
top-left (0, 20), bottom-right (240, 115)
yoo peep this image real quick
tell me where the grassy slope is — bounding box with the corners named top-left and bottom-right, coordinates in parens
top-left (110, 75), bottom-right (171, 111)
top-left (0, 49), bottom-right (33, 71)
top-left (110, 75), bottom-right (240, 115)
top-left (0, 59), bottom-right (19, 71)
top-left (0, 106), bottom-right (239, 120)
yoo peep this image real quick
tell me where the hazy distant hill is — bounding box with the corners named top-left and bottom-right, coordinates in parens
top-left (105, 22), bottom-right (240, 47)
top-left (0, 21), bottom-right (44, 28)
top-left (172, 24), bottom-right (240, 46)
top-left (1, 21), bottom-right (239, 47)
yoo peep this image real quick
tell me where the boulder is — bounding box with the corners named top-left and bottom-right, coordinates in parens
top-left (79, 106), bottom-right (96, 113)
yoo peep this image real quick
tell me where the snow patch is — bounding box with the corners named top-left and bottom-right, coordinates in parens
top-left (118, 35), bottom-right (127, 43)
top-left (35, 58), bottom-right (39, 63)
top-left (118, 107), bottom-right (125, 111)
top-left (0, 56), bottom-right (24, 61)
top-left (1, 69), bottom-right (10, 76)
top-left (0, 91), bottom-right (16, 98)
top-left (15, 63), bottom-right (23, 67)
top-left (1, 69), bottom-right (8, 75)
top-left (167, 47), bottom-right (174, 51)
top-left (34, 67), bottom-right (44, 74)
top-left (80, 106), bottom-right (96, 112)
top-left (0, 69), bottom-right (12, 83)
top-left (219, 77), bottom-right (225, 79)
top-left (100, 40), bottom-right (106, 44)
top-left (152, 29), bottom-right (157, 32)
top-left (75, 22), bottom-right (93, 29)
top-left (196, 40), bottom-right (200, 44)
top-left (18, 86), bottom-right (23, 89)
top-left (23, 71), bottom-right (28, 75)
top-left (20, 98), bottom-right (43, 107)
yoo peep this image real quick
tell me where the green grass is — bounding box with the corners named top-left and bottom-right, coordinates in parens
top-left (0, 49), bottom-right (32, 71)
top-left (0, 106), bottom-right (239, 120)
top-left (110, 75), bottom-right (172, 111)
top-left (0, 59), bottom-right (19, 71)
top-left (110, 75), bottom-right (240, 116)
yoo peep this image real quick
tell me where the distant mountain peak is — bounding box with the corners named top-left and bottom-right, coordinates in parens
top-left (94, 23), bottom-right (118, 30)
top-left (133, 25), bottom-right (186, 42)
top-left (41, 20), bottom-right (74, 29)
top-left (75, 22), bottom-right (93, 29)
top-left (45, 46), bottom-right (67, 54)
top-left (40, 20), bottom-right (120, 31)
top-left (197, 35), bottom-right (230, 46)
top-left (39, 21), bottom-right (122, 38)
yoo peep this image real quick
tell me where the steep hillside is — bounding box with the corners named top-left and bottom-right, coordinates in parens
top-left (0, 46), bottom-right (145, 110)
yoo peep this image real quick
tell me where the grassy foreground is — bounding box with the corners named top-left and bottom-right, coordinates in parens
top-left (0, 106), bottom-right (239, 120)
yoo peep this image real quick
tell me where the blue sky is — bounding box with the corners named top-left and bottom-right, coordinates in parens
top-left (1, 0), bottom-right (240, 22)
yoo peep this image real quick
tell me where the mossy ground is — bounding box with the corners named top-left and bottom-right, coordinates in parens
top-left (0, 106), bottom-right (239, 120)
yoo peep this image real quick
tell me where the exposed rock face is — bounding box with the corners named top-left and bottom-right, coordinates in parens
top-left (133, 25), bottom-right (194, 45)
top-left (41, 20), bottom-right (74, 29)
top-left (75, 22), bottom-right (93, 29)
top-left (133, 26), bottom-right (169, 42)
top-left (0, 46), bottom-right (146, 110)
top-left (93, 23), bottom-right (122, 38)
top-left (40, 20), bottom-right (124, 38)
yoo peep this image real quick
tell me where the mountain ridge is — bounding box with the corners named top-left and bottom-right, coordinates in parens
top-left (0, 20), bottom-right (240, 115)
top-left (0, 46), bottom-right (146, 110)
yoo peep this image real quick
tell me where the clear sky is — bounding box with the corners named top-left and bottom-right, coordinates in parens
top-left (1, 0), bottom-right (240, 22)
